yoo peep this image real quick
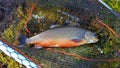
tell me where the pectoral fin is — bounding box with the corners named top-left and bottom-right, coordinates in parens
top-left (71, 39), bottom-right (84, 43)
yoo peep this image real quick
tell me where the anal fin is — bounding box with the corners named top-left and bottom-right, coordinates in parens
top-left (33, 44), bottom-right (43, 49)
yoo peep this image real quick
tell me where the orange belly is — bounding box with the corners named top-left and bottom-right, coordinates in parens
top-left (32, 39), bottom-right (87, 48)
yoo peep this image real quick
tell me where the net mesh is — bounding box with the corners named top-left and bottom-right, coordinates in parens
top-left (0, 0), bottom-right (120, 68)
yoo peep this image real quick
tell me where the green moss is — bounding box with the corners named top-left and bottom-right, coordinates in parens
top-left (0, 52), bottom-right (25, 68)
top-left (0, 4), bottom-right (29, 68)
top-left (1, 0), bottom-right (120, 68)
top-left (103, 0), bottom-right (120, 12)
top-left (1, 25), bottom-right (16, 43)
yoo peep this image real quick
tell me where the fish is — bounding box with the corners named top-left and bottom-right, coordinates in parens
top-left (26, 27), bottom-right (98, 48)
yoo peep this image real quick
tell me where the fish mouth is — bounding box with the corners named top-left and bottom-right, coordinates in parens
top-left (84, 31), bottom-right (99, 43)
top-left (85, 37), bottom-right (99, 43)
top-left (93, 38), bottom-right (99, 43)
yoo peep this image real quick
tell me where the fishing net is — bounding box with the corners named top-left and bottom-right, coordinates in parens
top-left (0, 0), bottom-right (120, 68)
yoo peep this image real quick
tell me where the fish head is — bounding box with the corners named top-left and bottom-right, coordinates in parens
top-left (84, 30), bottom-right (99, 43)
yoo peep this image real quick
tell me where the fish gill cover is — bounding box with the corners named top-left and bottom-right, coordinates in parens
top-left (0, 0), bottom-right (120, 68)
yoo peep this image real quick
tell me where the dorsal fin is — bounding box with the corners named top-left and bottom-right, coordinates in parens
top-left (50, 25), bottom-right (60, 29)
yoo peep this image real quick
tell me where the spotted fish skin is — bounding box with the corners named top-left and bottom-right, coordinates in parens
top-left (26, 27), bottom-right (98, 48)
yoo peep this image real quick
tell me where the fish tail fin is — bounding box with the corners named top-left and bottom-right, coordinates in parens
top-left (16, 34), bottom-right (28, 47)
